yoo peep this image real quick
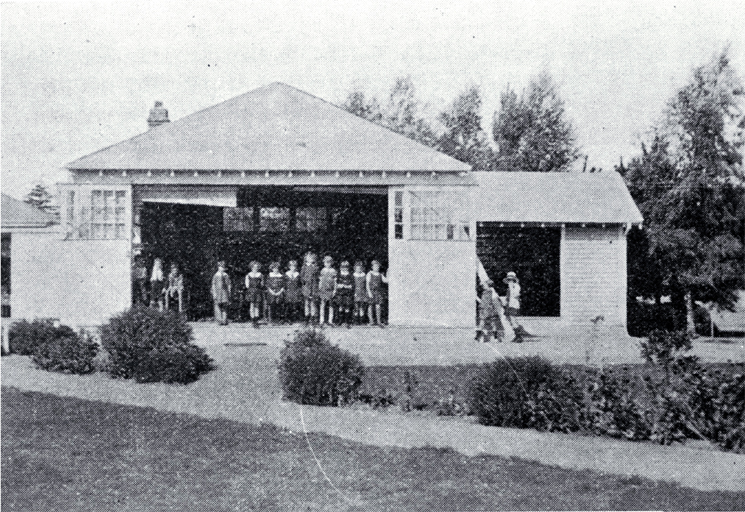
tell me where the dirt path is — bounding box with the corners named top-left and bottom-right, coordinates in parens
top-left (3, 342), bottom-right (744, 492)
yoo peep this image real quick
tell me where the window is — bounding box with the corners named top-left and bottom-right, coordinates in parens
top-left (296, 207), bottom-right (326, 232)
top-left (259, 207), bottom-right (290, 232)
top-left (394, 191), bottom-right (403, 239)
top-left (409, 191), bottom-right (470, 241)
top-left (60, 185), bottom-right (130, 240)
top-left (223, 207), bottom-right (254, 231)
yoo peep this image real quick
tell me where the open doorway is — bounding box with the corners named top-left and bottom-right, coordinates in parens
top-left (477, 225), bottom-right (560, 317)
top-left (139, 186), bottom-right (389, 320)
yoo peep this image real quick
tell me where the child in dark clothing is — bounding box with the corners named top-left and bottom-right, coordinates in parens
top-left (265, 261), bottom-right (284, 324)
top-left (284, 259), bottom-right (302, 323)
top-left (335, 261), bottom-right (354, 328)
top-left (245, 261), bottom-right (263, 327)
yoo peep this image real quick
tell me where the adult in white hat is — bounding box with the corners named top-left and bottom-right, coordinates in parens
top-left (503, 271), bottom-right (523, 341)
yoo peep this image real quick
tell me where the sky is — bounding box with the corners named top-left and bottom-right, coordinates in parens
top-left (2, 0), bottom-right (744, 199)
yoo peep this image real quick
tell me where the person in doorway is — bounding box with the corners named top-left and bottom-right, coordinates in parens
top-left (335, 260), bottom-right (354, 328)
top-left (245, 261), bottom-right (264, 328)
top-left (366, 260), bottom-right (388, 327)
top-left (211, 260), bottom-right (231, 325)
top-left (284, 259), bottom-right (302, 324)
top-left (503, 271), bottom-right (524, 342)
top-left (165, 262), bottom-right (185, 314)
top-left (476, 279), bottom-right (502, 343)
top-left (132, 254), bottom-right (149, 306)
top-left (150, 258), bottom-right (165, 311)
top-left (353, 261), bottom-right (368, 325)
top-left (318, 255), bottom-right (338, 326)
top-left (300, 252), bottom-right (320, 325)
top-left (265, 261), bottom-right (285, 325)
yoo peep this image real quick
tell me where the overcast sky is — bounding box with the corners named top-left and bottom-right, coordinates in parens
top-left (2, 0), bottom-right (744, 199)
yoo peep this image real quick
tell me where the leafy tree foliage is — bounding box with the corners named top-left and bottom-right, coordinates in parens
top-left (24, 183), bottom-right (57, 215)
top-left (342, 77), bottom-right (437, 147)
top-left (621, 50), bottom-right (745, 332)
top-left (437, 85), bottom-right (493, 170)
top-left (492, 72), bottom-right (580, 171)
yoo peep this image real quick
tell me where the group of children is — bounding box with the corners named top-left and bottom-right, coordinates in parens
top-left (475, 271), bottom-right (523, 343)
top-left (133, 256), bottom-right (185, 314)
top-left (210, 252), bottom-right (388, 327)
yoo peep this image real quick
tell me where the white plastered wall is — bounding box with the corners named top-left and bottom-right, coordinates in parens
top-left (10, 227), bottom-right (131, 327)
top-left (387, 185), bottom-right (476, 328)
top-left (560, 225), bottom-right (627, 325)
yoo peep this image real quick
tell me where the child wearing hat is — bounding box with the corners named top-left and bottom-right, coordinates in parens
top-left (245, 261), bottom-right (264, 328)
top-left (265, 261), bottom-right (285, 324)
top-left (503, 271), bottom-right (523, 341)
top-left (335, 261), bottom-right (355, 328)
top-left (318, 255), bottom-right (338, 326)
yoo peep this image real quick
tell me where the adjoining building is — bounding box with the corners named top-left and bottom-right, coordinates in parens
top-left (8, 82), bottom-right (643, 329)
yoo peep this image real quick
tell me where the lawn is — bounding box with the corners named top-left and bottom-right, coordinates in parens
top-left (3, 387), bottom-right (744, 511)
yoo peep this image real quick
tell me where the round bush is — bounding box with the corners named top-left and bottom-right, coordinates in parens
top-left (468, 356), bottom-right (584, 431)
top-left (9, 319), bottom-right (75, 355)
top-left (100, 306), bottom-right (214, 384)
top-left (32, 331), bottom-right (98, 374)
top-left (279, 328), bottom-right (364, 406)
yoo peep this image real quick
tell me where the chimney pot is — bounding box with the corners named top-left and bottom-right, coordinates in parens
top-left (147, 101), bottom-right (170, 128)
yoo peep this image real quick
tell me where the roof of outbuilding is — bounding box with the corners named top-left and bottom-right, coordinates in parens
top-left (473, 171), bottom-right (644, 224)
top-left (1, 194), bottom-right (56, 229)
top-left (66, 82), bottom-right (471, 173)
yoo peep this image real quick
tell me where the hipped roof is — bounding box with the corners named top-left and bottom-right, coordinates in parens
top-left (66, 82), bottom-right (471, 173)
top-left (474, 171), bottom-right (644, 224)
top-left (1, 194), bottom-right (56, 229)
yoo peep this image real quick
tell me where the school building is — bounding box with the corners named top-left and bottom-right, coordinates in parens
top-left (7, 82), bottom-right (642, 329)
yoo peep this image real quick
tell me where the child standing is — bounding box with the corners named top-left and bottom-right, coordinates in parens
top-left (300, 252), bottom-right (319, 325)
top-left (210, 260), bottom-right (231, 325)
top-left (476, 279), bottom-right (502, 343)
top-left (284, 259), bottom-right (302, 323)
top-left (335, 260), bottom-right (354, 328)
top-left (165, 262), bottom-right (185, 314)
top-left (503, 271), bottom-right (524, 342)
top-left (245, 261), bottom-right (264, 328)
top-left (318, 255), bottom-right (338, 326)
top-left (265, 261), bottom-right (285, 324)
top-left (150, 258), bottom-right (165, 311)
top-left (366, 260), bottom-right (388, 327)
top-left (353, 261), bottom-right (367, 325)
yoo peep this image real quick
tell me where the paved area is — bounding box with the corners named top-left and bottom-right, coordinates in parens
top-left (3, 333), bottom-right (744, 492)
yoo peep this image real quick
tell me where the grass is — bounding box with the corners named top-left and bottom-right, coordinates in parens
top-left (3, 387), bottom-right (745, 511)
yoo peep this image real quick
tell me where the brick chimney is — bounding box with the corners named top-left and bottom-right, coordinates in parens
top-left (147, 101), bottom-right (170, 129)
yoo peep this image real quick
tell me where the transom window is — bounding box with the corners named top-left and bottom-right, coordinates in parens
top-left (223, 207), bottom-right (254, 231)
top-left (296, 207), bottom-right (326, 232)
top-left (259, 207), bottom-right (290, 232)
top-left (409, 191), bottom-right (470, 241)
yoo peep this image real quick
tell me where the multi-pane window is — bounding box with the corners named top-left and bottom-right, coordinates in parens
top-left (394, 191), bottom-right (404, 239)
top-left (60, 185), bottom-right (130, 240)
top-left (259, 207), bottom-right (290, 232)
top-left (409, 191), bottom-right (470, 241)
top-left (296, 207), bottom-right (326, 232)
top-left (223, 207), bottom-right (254, 231)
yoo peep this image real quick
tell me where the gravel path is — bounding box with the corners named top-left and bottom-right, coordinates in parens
top-left (3, 338), bottom-right (744, 492)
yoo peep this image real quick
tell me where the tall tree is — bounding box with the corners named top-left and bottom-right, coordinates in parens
top-left (342, 77), bottom-right (437, 148)
top-left (437, 85), bottom-right (492, 170)
top-left (492, 72), bottom-right (580, 172)
top-left (621, 49), bottom-right (745, 333)
top-left (24, 184), bottom-right (57, 215)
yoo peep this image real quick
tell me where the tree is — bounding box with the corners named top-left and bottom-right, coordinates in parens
top-left (342, 77), bottom-right (437, 148)
top-left (621, 49), bottom-right (745, 333)
top-left (437, 85), bottom-right (492, 170)
top-left (492, 72), bottom-right (580, 172)
top-left (24, 184), bottom-right (57, 215)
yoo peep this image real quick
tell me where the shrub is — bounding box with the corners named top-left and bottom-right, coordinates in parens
top-left (32, 330), bottom-right (98, 374)
top-left (711, 369), bottom-right (745, 453)
top-left (468, 356), bottom-right (585, 432)
top-left (640, 329), bottom-right (692, 367)
top-left (278, 328), bottom-right (364, 406)
top-left (100, 306), bottom-right (214, 384)
top-left (8, 319), bottom-right (75, 355)
top-left (586, 368), bottom-right (650, 440)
